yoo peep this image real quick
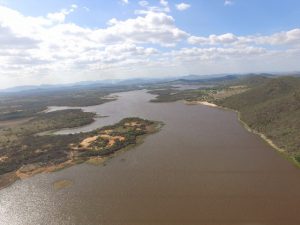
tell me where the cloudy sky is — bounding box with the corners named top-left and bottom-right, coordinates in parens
top-left (0, 0), bottom-right (300, 88)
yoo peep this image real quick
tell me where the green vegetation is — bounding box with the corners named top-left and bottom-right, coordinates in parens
top-left (149, 75), bottom-right (300, 165)
top-left (147, 75), bottom-right (256, 103)
top-left (1, 109), bottom-right (95, 137)
top-left (77, 118), bottom-right (160, 157)
top-left (0, 73), bottom-right (299, 188)
top-left (149, 88), bottom-right (218, 102)
top-left (218, 76), bottom-right (300, 157)
top-left (0, 83), bottom-right (162, 189)
top-left (0, 90), bottom-right (107, 121)
top-left (0, 114), bottom-right (162, 189)
top-left (148, 85), bottom-right (248, 103)
top-left (0, 85), bottom-right (139, 121)
top-left (0, 109), bottom-right (96, 174)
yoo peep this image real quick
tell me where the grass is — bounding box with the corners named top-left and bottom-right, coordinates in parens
top-left (294, 156), bottom-right (300, 164)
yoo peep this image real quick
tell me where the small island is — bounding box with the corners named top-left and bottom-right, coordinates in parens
top-left (0, 115), bottom-right (162, 189)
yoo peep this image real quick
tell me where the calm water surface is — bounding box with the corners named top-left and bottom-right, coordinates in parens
top-left (1, 90), bottom-right (300, 225)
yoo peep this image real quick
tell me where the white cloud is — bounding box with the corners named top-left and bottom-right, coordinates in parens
top-left (46, 12), bottom-right (67, 23)
top-left (136, 0), bottom-right (170, 14)
top-left (160, 0), bottom-right (168, 7)
top-left (47, 4), bottom-right (77, 23)
top-left (0, 4), bottom-right (299, 88)
top-left (175, 3), bottom-right (191, 11)
top-left (138, 1), bottom-right (149, 7)
top-left (121, 0), bottom-right (129, 4)
top-left (168, 46), bottom-right (267, 62)
top-left (224, 0), bottom-right (233, 6)
top-left (0, 26), bottom-right (40, 49)
top-left (257, 29), bottom-right (300, 45)
top-left (102, 11), bottom-right (188, 46)
top-left (188, 29), bottom-right (300, 47)
top-left (83, 6), bottom-right (90, 12)
top-left (188, 33), bottom-right (239, 45)
top-left (0, 4), bottom-right (189, 87)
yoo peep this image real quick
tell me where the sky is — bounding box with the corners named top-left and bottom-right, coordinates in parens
top-left (0, 0), bottom-right (300, 88)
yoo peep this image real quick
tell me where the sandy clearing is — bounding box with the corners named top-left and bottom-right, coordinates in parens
top-left (99, 134), bottom-right (125, 147)
top-left (16, 160), bottom-right (74, 179)
top-left (79, 134), bottom-right (125, 149)
top-left (124, 122), bottom-right (141, 127)
top-left (198, 101), bottom-right (218, 107)
top-left (80, 136), bottom-right (99, 148)
top-left (0, 156), bottom-right (8, 162)
top-left (184, 100), bottom-right (218, 107)
top-left (102, 129), bottom-right (113, 134)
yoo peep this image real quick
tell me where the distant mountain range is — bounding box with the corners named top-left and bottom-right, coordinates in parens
top-left (0, 77), bottom-right (174, 94)
top-left (1, 72), bottom-right (299, 94)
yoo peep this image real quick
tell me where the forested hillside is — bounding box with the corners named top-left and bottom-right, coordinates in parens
top-left (218, 76), bottom-right (300, 161)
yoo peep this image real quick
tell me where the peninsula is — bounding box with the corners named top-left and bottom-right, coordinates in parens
top-left (0, 114), bottom-right (162, 189)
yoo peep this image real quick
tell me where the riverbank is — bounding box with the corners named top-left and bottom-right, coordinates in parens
top-left (184, 99), bottom-right (300, 168)
top-left (184, 100), bottom-right (218, 107)
top-left (236, 111), bottom-right (300, 168)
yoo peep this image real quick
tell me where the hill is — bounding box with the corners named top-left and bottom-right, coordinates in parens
top-left (218, 76), bottom-right (300, 162)
top-left (169, 75), bottom-right (239, 85)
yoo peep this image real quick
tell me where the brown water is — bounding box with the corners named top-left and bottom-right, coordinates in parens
top-left (1, 90), bottom-right (300, 225)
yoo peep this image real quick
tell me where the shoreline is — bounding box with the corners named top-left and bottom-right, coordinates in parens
top-left (235, 111), bottom-right (300, 168)
top-left (36, 115), bottom-right (108, 136)
top-left (184, 100), bottom-right (300, 168)
top-left (0, 121), bottom-right (163, 191)
top-left (183, 100), bottom-right (218, 107)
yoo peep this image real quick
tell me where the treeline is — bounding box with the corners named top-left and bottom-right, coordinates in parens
top-left (148, 88), bottom-right (217, 102)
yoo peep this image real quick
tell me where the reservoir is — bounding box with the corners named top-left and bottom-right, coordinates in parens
top-left (1, 90), bottom-right (300, 225)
